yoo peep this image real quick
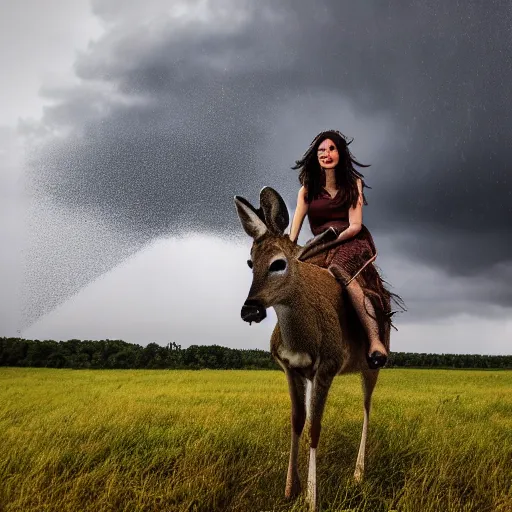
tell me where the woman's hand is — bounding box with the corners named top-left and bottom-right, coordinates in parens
top-left (336, 223), bottom-right (362, 242)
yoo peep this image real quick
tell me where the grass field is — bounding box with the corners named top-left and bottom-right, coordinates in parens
top-left (1, 368), bottom-right (511, 512)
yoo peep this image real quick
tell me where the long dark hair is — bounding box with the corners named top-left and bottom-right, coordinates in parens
top-left (292, 130), bottom-right (370, 207)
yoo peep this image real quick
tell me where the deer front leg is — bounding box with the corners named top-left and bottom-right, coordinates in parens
top-left (285, 368), bottom-right (306, 499)
top-left (307, 367), bottom-right (335, 512)
top-left (354, 369), bottom-right (378, 482)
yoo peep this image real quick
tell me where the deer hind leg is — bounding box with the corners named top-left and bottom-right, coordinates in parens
top-left (354, 369), bottom-right (378, 483)
top-left (307, 367), bottom-right (335, 512)
top-left (285, 369), bottom-right (307, 499)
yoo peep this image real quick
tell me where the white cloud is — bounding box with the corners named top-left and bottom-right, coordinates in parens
top-left (0, 0), bottom-right (103, 126)
top-left (22, 234), bottom-right (276, 349)
top-left (92, 0), bottom-right (268, 33)
top-left (0, 0), bottom-right (103, 334)
top-left (0, 128), bottom-right (24, 334)
top-left (392, 314), bottom-right (512, 356)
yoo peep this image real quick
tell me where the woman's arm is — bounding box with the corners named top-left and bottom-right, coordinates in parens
top-left (289, 186), bottom-right (309, 243)
top-left (336, 179), bottom-right (363, 241)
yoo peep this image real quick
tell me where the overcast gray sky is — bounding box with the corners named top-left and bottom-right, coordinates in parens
top-left (1, 0), bottom-right (511, 354)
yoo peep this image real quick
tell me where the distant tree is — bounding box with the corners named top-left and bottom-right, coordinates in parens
top-left (1, 337), bottom-right (511, 370)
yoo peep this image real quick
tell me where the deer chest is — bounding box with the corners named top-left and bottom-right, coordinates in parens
top-left (277, 346), bottom-right (313, 368)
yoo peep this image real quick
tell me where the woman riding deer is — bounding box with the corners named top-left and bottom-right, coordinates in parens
top-left (289, 130), bottom-right (399, 369)
top-left (235, 186), bottom-right (391, 511)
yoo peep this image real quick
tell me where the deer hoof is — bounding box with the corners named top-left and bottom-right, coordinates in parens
top-left (285, 478), bottom-right (301, 500)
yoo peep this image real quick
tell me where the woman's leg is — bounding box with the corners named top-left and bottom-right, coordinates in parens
top-left (345, 279), bottom-right (388, 358)
top-left (329, 264), bottom-right (387, 369)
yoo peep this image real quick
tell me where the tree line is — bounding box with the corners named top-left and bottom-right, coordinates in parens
top-left (0, 337), bottom-right (510, 370)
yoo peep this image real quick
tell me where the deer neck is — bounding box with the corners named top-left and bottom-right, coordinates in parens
top-left (273, 294), bottom-right (320, 350)
top-left (272, 262), bottom-right (340, 352)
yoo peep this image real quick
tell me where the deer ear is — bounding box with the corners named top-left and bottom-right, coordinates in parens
top-left (234, 196), bottom-right (268, 240)
top-left (259, 187), bottom-right (289, 235)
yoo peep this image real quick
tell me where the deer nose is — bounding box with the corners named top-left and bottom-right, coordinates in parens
top-left (241, 299), bottom-right (267, 324)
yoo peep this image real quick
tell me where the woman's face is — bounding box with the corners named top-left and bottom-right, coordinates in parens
top-left (317, 138), bottom-right (339, 170)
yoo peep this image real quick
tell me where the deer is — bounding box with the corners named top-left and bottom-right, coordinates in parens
top-left (234, 186), bottom-right (390, 512)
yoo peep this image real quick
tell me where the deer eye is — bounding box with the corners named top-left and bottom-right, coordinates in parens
top-left (247, 259), bottom-right (253, 269)
top-left (269, 259), bottom-right (287, 273)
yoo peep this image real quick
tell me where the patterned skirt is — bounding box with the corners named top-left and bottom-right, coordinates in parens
top-left (305, 224), bottom-right (399, 343)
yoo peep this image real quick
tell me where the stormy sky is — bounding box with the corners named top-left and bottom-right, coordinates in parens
top-left (1, 0), bottom-right (511, 354)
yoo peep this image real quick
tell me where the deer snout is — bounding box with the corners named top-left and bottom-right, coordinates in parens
top-left (241, 299), bottom-right (267, 324)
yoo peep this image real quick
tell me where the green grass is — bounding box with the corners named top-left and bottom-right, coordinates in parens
top-left (0, 368), bottom-right (511, 512)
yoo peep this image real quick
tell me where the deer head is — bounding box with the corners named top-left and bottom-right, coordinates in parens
top-left (234, 187), bottom-right (300, 324)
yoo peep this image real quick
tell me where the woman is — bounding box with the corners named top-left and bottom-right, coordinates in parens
top-left (289, 130), bottom-right (401, 369)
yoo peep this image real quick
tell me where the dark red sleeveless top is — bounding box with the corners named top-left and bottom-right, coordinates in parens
top-left (307, 188), bottom-right (350, 236)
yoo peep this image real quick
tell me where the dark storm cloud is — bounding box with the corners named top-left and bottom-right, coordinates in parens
top-left (376, 244), bottom-right (512, 323)
top-left (29, 4), bottom-right (290, 236)
top-left (24, 0), bottom-right (512, 326)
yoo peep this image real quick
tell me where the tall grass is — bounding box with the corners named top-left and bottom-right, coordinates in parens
top-left (1, 368), bottom-right (511, 511)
